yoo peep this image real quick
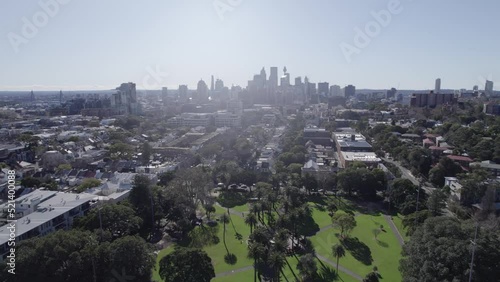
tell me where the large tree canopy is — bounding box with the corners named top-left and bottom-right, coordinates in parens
top-left (400, 217), bottom-right (500, 282)
top-left (158, 248), bottom-right (215, 282)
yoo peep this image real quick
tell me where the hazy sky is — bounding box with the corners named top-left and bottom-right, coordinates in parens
top-left (1, 0), bottom-right (499, 91)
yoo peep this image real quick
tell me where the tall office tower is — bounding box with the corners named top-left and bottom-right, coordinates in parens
top-left (473, 85), bottom-right (479, 91)
top-left (295, 76), bottom-right (302, 86)
top-left (260, 67), bottom-right (267, 83)
top-left (162, 87), bottom-right (168, 105)
top-left (197, 79), bottom-right (209, 100)
top-left (211, 75), bottom-right (215, 92)
top-left (269, 67), bottom-right (278, 88)
top-left (59, 90), bottom-right (63, 104)
top-left (344, 85), bottom-right (356, 98)
top-left (435, 78), bottom-right (441, 93)
top-left (386, 87), bottom-right (397, 99)
top-left (280, 66), bottom-right (290, 87)
top-left (486, 80), bottom-right (494, 96)
top-left (330, 85), bottom-right (342, 96)
top-left (215, 79), bottom-right (224, 91)
top-left (318, 82), bottom-right (329, 96)
top-left (111, 82), bottom-right (139, 115)
top-left (178, 85), bottom-right (188, 101)
top-left (30, 90), bottom-right (35, 101)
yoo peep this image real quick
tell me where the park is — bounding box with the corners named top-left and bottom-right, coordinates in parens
top-left (152, 190), bottom-right (408, 282)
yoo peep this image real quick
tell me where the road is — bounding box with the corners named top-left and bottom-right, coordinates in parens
top-left (383, 158), bottom-right (454, 216)
top-left (383, 158), bottom-right (434, 193)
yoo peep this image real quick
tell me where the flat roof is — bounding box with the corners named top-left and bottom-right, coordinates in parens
top-left (0, 192), bottom-right (95, 246)
top-left (341, 151), bottom-right (381, 162)
top-left (337, 140), bottom-right (372, 149)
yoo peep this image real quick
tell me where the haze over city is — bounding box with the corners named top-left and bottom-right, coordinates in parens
top-left (1, 0), bottom-right (500, 91)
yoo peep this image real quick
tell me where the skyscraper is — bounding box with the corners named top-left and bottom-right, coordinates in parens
top-left (295, 77), bottom-right (302, 86)
top-left (211, 75), bottom-right (214, 92)
top-left (344, 85), bottom-right (356, 98)
top-left (260, 67), bottom-right (267, 82)
top-left (330, 85), bottom-right (342, 96)
top-left (111, 82), bottom-right (139, 115)
top-left (162, 87), bottom-right (168, 105)
top-left (30, 90), bottom-right (35, 102)
top-left (59, 90), bottom-right (63, 104)
top-left (178, 85), bottom-right (188, 101)
top-left (269, 67), bottom-right (278, 88)
top-left (197, 79), bottom-right (209, 101)
top-left (435, 78), bottom-right (441, 93)
top-left (486, 80), bottom-right (494, 96)
top-left (280, 66), bottom-right (290, 87)
top-left (318, 82), bottom-right (329, 96)
top-left (215, 79), bottom-right (224, 91)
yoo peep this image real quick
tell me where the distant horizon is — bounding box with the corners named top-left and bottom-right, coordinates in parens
top-left (1, 1), bottom-right (500, 92)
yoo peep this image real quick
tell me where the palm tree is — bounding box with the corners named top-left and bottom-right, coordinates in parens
top-left (297, 253), bottom-right (317, 282)
top-left (268, 251), bottom-right (285, 282)
top-left (248, 242), bottom-right (266, 282)
top-left (332, 243), bottom-right (346, 273)
top-left (245, 212), bottom-right (258, 234)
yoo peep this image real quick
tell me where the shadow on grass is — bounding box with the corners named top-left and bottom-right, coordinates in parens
top-left (376, 240), bottom-right (389, 248)
top-left (297, 215), bottom-right (320, 236)
top-left (341, 237), bottom-right (373, 265)
top-left (178, 225), bottom-right (220, 248)
top-left (224, 253), bottom-right (238, 265)
top-left (316, 258), bottom-right (340, 281)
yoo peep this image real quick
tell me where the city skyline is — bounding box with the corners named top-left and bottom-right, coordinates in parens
top-left (1, 0), bottom-right (500, 91)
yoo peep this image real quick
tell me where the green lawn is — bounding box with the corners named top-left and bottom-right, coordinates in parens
top-left (311, 213), bottom-right (402, 281)
top-left (212, 269), bottom-right (254, 282)
top-left (152, 246), bottom-right (174, 282)
top-left (232, 203), bottom-right (250, 213)
top-left (154, 196), bottom-right (403, 282)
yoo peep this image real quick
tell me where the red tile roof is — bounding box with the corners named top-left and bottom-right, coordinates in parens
top-left (447, 155), bottom-right (473, 162)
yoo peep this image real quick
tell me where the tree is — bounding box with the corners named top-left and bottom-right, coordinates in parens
top-left (109, 142), bottom-right (134, 159)
top-left (204, 204), bottom-right (215, 220)
top-left (108, 235), bottom-right (156, 281)
top-left (332, 243), bottom-right (346, 273)
top-left (77, 178), bottom-right (101, 193)
top-left (159, 248), bottom-right (215, 282)
top-left (389, 179), bottom-right (426, 215)
top-left (426, 189), bottom-right (448, 216)
top-left (332, 213), bottom-right (357, 238)
top-left (20, 176), bottom-right (41, 188)
top-left (141, 142), bottom-right (152, 165)
top-left (0, 230), bottom-right (154, 282)
top-left (302, 173), bottom-right (318, 194)
top-left (56, 163), bottom-right (72, 171)
top-left (129, 175), bottom-right (154, 236)
top-left (296, 253), bottom-right (317, 282)
top-left (363, 271), bottom-right (380, 282)
top-left (74, 204), bottom-right (143, 239)
top-left (158, 171), bottom-right (175, 187)
top-left (400, 217), bottom-right (500, 282)
top-left (401, 209), bottom-right (432, 236)
top-left (245, 212), bottom-right (258, 234)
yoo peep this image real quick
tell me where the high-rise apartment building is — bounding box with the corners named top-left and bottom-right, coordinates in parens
top-left (435, 78), bottom-right (441, 93)
top-left (318, 82), bottom-right (329, 96)
top-left (344, 85), bottom-right (356, 98)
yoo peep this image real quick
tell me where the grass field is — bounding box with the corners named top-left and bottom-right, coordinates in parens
top-left (311, 213), bottom-right (403, 281)
top-left (153, 197), bottom-right (403, 281)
